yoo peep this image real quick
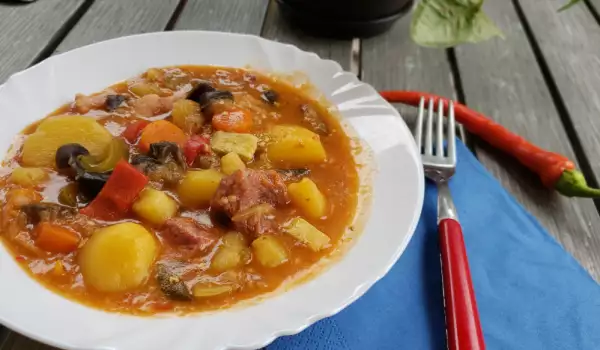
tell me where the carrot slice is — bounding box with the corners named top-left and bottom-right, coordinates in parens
top-left (80, 160), bottom-right (148, 220)
top-left (34, 223), bottom-right (80, 253)
top-left (212, 108), bottom-right (253, 133)
top-left (138, 120), bottom-right (187, 153)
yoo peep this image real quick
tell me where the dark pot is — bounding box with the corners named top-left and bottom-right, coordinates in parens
top-left (276, 0), bottom-right (414, 39)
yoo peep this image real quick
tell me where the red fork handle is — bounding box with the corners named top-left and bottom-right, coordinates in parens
top-left (439, 218), bottom-right (485, 350)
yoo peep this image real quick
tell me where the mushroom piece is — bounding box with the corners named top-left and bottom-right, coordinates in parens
top-left (105, 95), bottom-right (126, 111)
top-left (261, 90), bottom-right (279, 105)
top-left (21, 203), bottom-right (76, 225)
top-left (148, 142), bottom-right (187, 169)
top-left (130, 155), bottom-right (160, 173)
top-left (131, 142), bottom-right (187, 185)
top-left (156, 263), bottom-right (192, 301)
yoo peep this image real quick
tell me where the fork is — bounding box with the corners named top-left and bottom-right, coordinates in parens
top-left (416, 98), bottom-right (485, 350)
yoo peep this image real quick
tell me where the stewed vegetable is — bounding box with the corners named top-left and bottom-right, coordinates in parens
top-left (0, 65), bottom-right (358, 315)
top-left (80, 223), bottom-right (157, 292)
top-left (22, 115), bottom-right (113, 167)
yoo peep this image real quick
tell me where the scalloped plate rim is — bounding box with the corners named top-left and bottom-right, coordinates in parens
top-left (0, 30), bottom-right (424, 350)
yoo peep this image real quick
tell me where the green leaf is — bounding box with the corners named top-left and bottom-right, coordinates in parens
top-left (558, 0), bottom-right (582, 12)
top-left (410, 0), bottom-right (503, 48)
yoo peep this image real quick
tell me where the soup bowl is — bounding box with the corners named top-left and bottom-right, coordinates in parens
top-left (0, 31), bottom-right (423, 350)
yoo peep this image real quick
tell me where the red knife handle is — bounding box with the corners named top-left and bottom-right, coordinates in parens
top-left (439, 218), bottom-right (485, 350)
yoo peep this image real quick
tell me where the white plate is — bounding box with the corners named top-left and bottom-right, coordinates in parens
top-left (0, 31), bottom-right (423, 350)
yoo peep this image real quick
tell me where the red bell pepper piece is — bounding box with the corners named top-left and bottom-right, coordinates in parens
top-left (184, 135), bottom-right (211, 166)
top-left (121, 120), bottom-right (150, 144)
top-left (80, 160), bottom-right (148, 220)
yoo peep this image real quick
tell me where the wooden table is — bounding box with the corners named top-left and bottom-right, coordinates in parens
top-left (1, 0), bottom-right (600, 348)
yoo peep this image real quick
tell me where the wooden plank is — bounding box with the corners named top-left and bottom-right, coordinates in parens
top-left (0, 0), bottom-right (87, 347)
top-left (54, 0), bottom-right (181, 54)
top-left (260, 1), bottom-right (353, 71)
top-left (515, 0), bottom-right (600, 191)
top-left (362, 4), bottom-right (600, 281)
top-left (1, 1), bottom-right (183, 349)
top-left (454, 0), bottom-right (600, 280)
top-left (174, 0), bottom-right (269, 34)
top-left (361, 14), bottom-right (456, 133)
top-left (0, 2), bottom-right (272, 349)
top-left (587, 0), bottom-right (600, 13)
top-left (0, 331), bottom-right (58, 350)
top-left (0, 0), bottom-right (87, 82)
top-left (0, 328), bottom-right (9, 350)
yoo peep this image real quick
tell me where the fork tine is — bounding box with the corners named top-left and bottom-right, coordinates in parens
top-left (415, 97), bottom-right (425, 151)
top-left (436, 99), bottom-right (444, 157)
top-left (425, 98), bottom-right (434, 155)
top-left (447, 101), bottom-right (456, 163)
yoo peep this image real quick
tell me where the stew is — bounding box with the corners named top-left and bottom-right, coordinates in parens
top-left (0, 65), bottom-right (358, 314)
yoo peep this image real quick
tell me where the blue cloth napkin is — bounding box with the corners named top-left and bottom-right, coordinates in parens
top-left (268, 140), bottom-right (600, 350)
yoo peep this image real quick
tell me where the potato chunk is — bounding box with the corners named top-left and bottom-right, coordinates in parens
top-left (80, 223), bottom-right (157, 292)
top-left (252, 235), bottom-right (288, 267)
top-left (22, 115), bottom-right (113, 168)
top-left (171, 99), bottom-right (203, 134)
top-left (212, 232), bottom-right (249, 271)
top-left (267, 125), bottom-right (326, 167)
top-left (284, 217), bottom-right (330, 252)
top-left (220, 152), bottom-right (246, 175)
top-left (132, 188), bottom-right (178, 225)
top-left (287, 178), bottom-right (327, 219)
top-left (9, 167), bottom-right (49, 187)
top-left (211, 131), bottom-right (258, 162)
top-left (129, 82), bottom-right (163, 97)
top-left (192, 284), bottom-right (233, 298)
top-left (177, 169), bottom-right (223, 208)
top-left (212, 247), bottom-right (242, 271)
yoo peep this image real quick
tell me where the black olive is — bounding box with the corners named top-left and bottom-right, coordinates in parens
top-left (261, 90), bottom-right (279, 105)
top-left (55, 144), bottom-right (89, 171)
top-left (77, 171), bottom-right (111, 199)
top-left (276, 168), bottom-right (311, 182)
top-left (55, 143), bottom-right (111, 200)
top-left (187, 81), bottom-right (216, 103)
top-left (198, 90), bottom-right (234, 112)
top-left (156, 263), bottom-right (192, 301)
top-left (105, 95), bottom-right (126, 111)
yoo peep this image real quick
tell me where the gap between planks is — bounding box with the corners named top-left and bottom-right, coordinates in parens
top-left (31, 0), bottom-right (95, 64)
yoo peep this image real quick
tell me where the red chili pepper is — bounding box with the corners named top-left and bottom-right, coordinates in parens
top-left (80, 160), bottom-right (148, 220)
top-left (184, 135), bottom-right (211, 166)
top-left (380, 90), bottom-right (600, 198)
top-left (121, 120), bottom-right (150, 144)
